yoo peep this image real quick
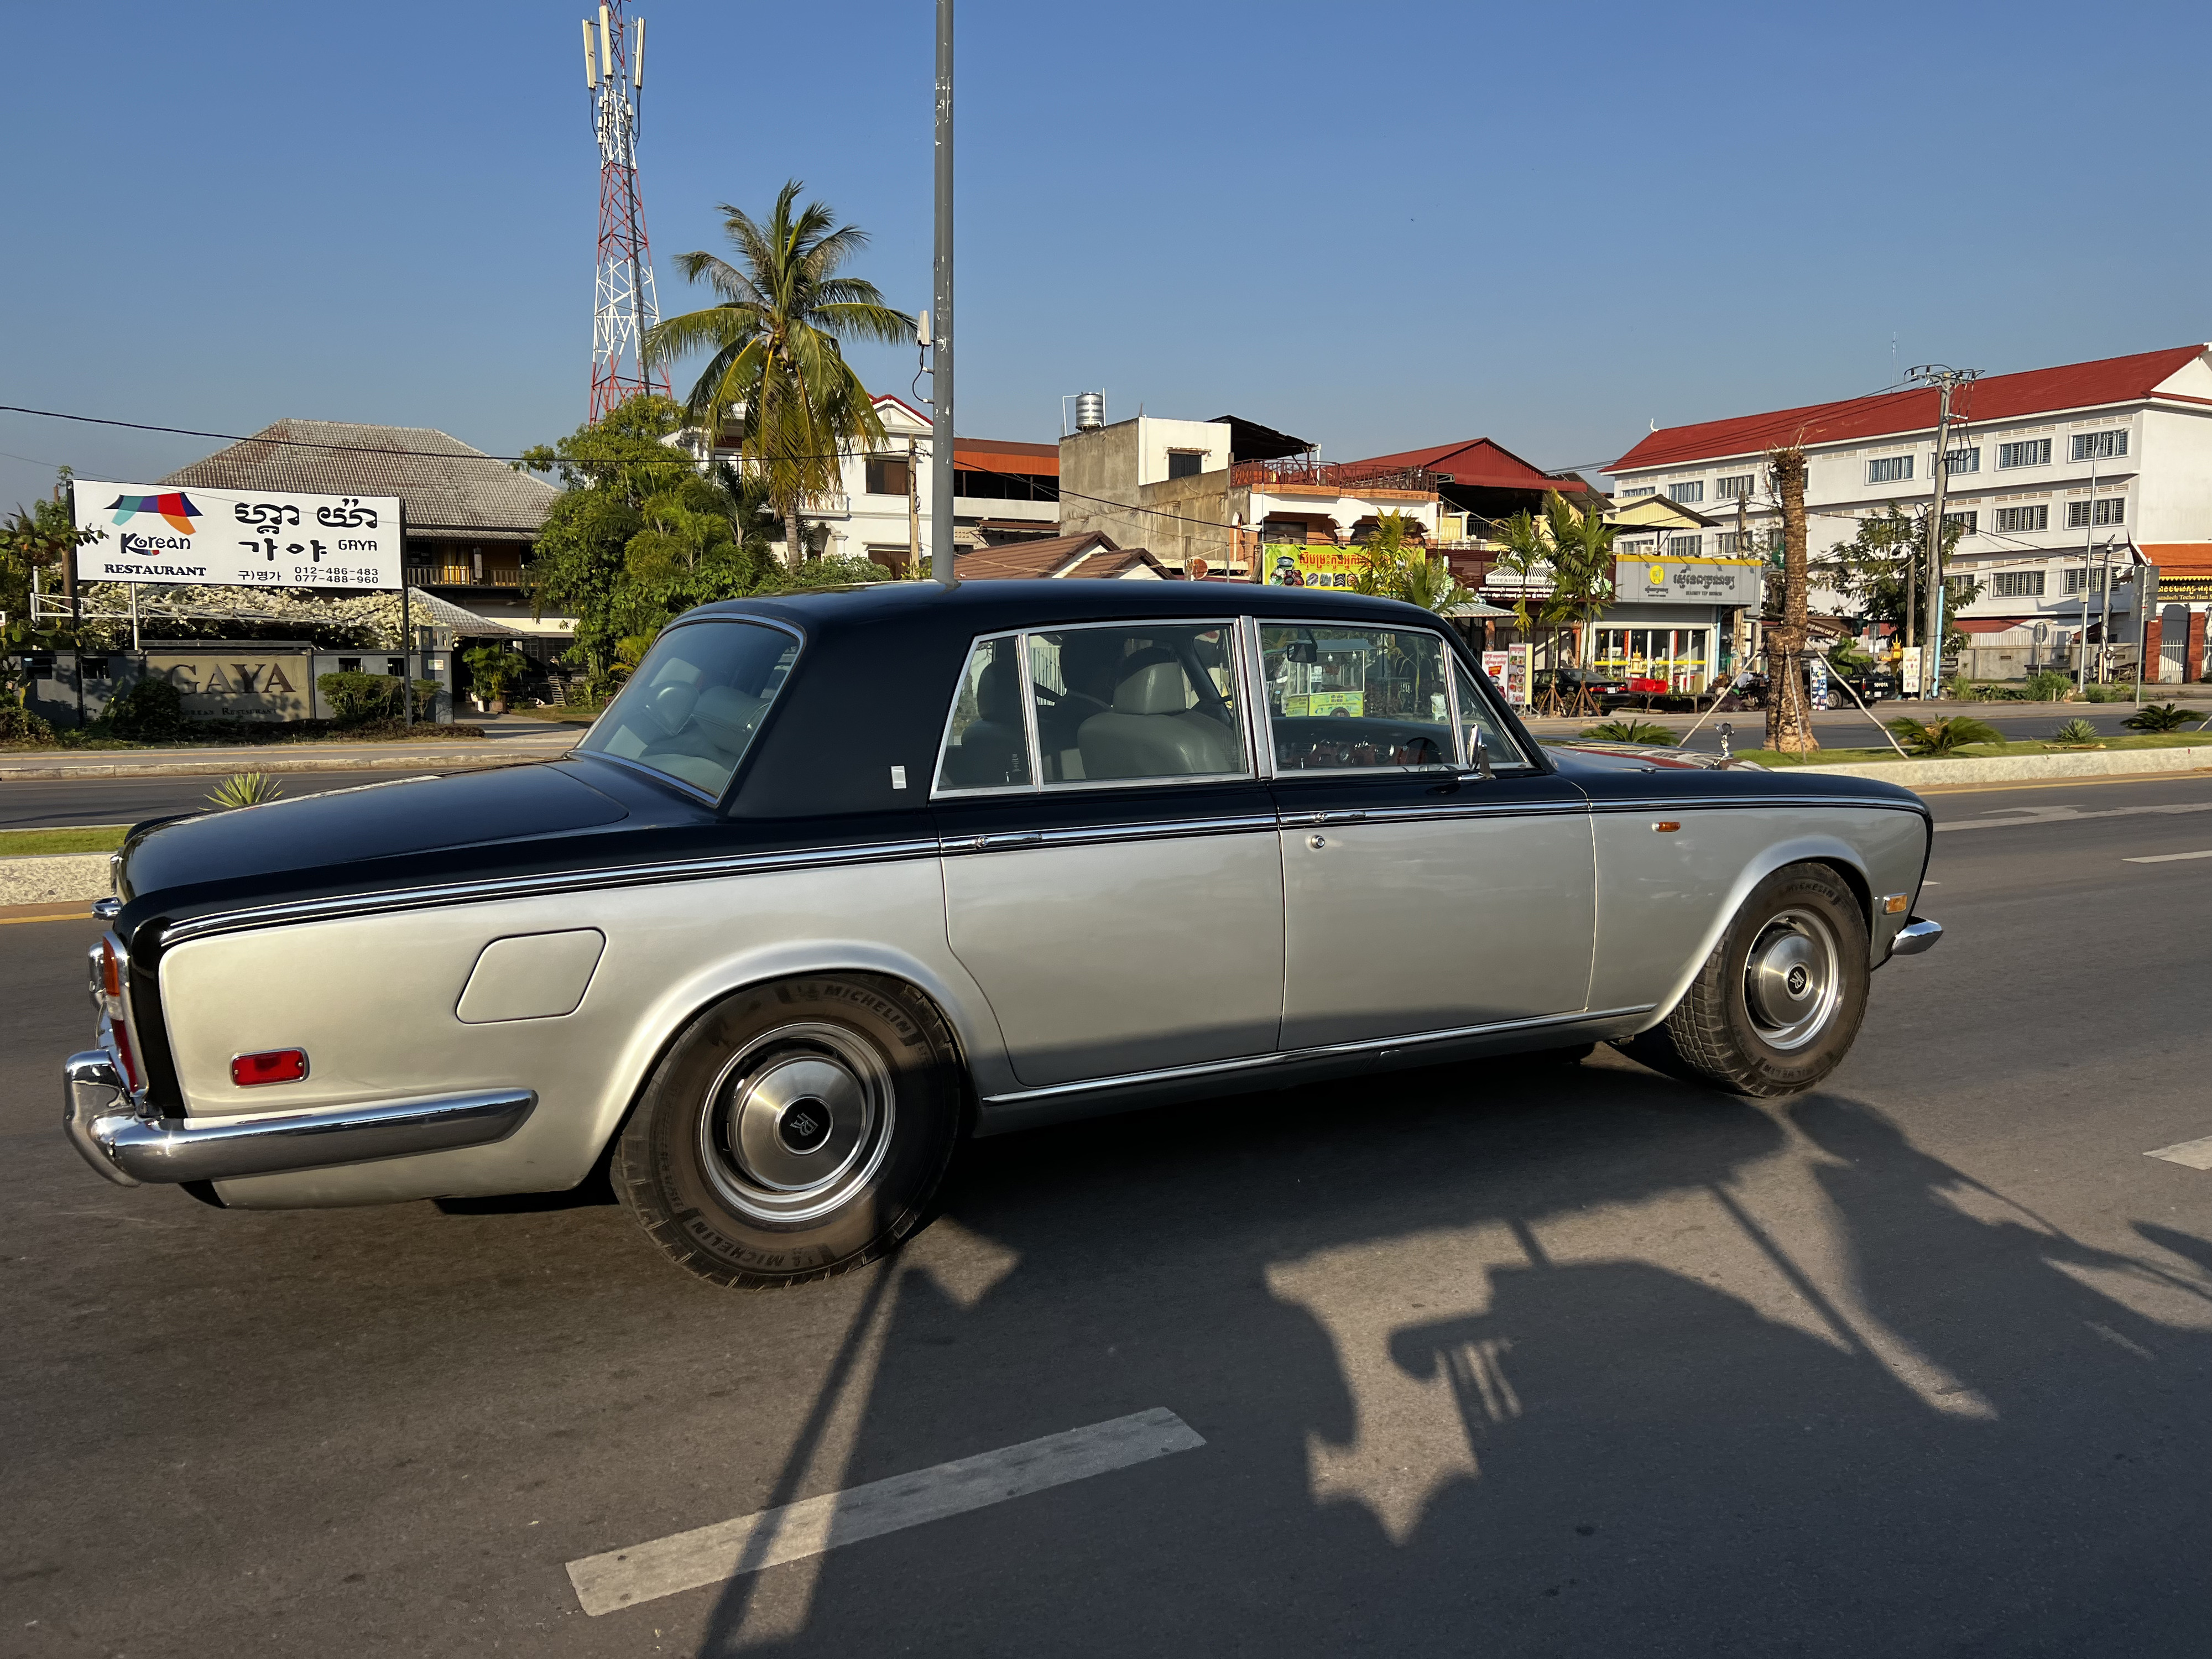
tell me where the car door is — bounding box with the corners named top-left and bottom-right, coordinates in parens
top-left (933, 622), bottom-right (1285, 1088)
top-left (1259, 618), bottom-right (1596, 1051)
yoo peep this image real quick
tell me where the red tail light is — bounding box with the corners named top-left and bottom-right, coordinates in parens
top-left (231, 1048), bottom-right (309, 1087)
top-left (111, 1022), bottom-right (142, 1091)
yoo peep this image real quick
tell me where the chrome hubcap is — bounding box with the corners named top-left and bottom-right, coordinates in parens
top-left (699, 1022), bottom-right (895, 1224)
top-left (1742, 907), bottom-right (1842, 1051)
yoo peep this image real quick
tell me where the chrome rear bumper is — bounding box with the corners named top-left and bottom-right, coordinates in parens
top-left (62, 1055), bottom-right (535, 1187)
top-left (1888, 916), bottom-right (1943, 958)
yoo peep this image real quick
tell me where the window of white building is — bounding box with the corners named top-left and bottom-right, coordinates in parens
top-left (2063, 566), bottom-right (2110, 595)
top-left (1994, 504), bottom-right (2049, 534)
top-left (2065, 498), bottom-right (2125, 528)
top-left (1668, 481), bottom-right (1703, 504)
top-left (1941, 446), bottom-right (1980, 474)
top-left (1998, 438), bottom-right (2052, 469)
top-left (1866, 455), bottom-right (1913, 484)
top-left (1944, 510), bottom-right (1978, 534)
top-left (2070, 430), bottom-right (2127, 462)
top-left (1666, 534), bottom-right (1702, 557)
top-left (1990, 570), bottom-right (2046, 598)
top-left (1715, 473), bottom-right (1756, 499)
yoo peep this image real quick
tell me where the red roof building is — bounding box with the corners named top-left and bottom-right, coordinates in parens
top-left (1606, 343), bottom-right (2212, 684)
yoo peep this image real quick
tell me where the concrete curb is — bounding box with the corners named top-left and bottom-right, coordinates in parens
top-left (1785, 746), bottom-right (2212, 786)
top-left (0, 749), bottom-right (559, 782)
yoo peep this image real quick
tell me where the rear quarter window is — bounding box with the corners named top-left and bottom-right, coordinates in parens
top-left (577, 621), bottom-right (799, 797)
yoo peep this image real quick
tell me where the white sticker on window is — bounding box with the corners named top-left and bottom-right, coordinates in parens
top-left (890, 765), bottom-right (907, 790)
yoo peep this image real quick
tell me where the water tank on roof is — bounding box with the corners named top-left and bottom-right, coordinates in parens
top-left (1073, 392), bottom-right (1106, 431)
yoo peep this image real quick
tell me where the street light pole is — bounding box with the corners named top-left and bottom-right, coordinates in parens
top-left (929, 0), bottom-right (957, 589)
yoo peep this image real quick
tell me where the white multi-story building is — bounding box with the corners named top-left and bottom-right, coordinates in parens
top-left (695, 395), bottom-right (1061, 570)
top-left (1607, 343), bottom-right (2212, 682)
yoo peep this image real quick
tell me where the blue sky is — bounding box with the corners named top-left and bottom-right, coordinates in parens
top-left (3, 0), bottom-right (2206, 514)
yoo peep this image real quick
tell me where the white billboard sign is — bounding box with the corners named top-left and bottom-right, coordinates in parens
top-left (72, 480), bottom-right (403, 591)
top-left (1614, 555), bottom-right (1765, 607)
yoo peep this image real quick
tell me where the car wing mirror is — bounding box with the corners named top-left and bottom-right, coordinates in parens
top-left (1468, 732), bottom-right (1495, 781)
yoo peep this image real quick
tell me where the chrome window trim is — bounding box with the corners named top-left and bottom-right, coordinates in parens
top-left (573, 613), bottom-right (805, 802)
top-left (978, 1004), bottom-right (1657, 1107)
top-left (931, 628), bottom-right (1032, 799)
top-left (1255, 617), bottom-right (1500, 780)
top-left (1441, 644), bottom-right (1535, 772)
top-left (1239, 614), bottom-right (1275, 780)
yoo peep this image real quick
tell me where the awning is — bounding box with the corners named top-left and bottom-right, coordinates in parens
top-left (405, 587), bottom-right (530, 637)
top-left (1443, 599), bottom-right (1514, 618)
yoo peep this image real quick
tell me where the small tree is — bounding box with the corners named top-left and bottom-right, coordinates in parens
top-left (462, 644), bottom-right (528, 707)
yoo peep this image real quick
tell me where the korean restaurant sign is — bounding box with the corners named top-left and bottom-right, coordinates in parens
top-left (72, 480), bottom-right (403, 590)
top-left (1614, 555), bottom-right (1764, 606)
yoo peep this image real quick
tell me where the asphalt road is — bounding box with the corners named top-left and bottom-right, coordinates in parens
top-left (5, 774), bottom-right (2208, 1656)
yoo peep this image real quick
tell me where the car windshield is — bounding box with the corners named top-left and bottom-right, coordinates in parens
top-left (576, 620), bottom-right (799, 797)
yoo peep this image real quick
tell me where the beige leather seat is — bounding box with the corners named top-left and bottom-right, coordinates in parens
top-left (1078, 658), bottom-right (1239, 779)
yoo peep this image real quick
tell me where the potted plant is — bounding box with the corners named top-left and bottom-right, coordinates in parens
top-left (462, 643), bottom-right (526, 716)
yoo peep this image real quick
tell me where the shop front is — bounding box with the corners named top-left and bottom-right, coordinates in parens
top-left (1589, 554), bottom-right (1764, 695)
top-left (1589, 618), bottom-right (1721, 693)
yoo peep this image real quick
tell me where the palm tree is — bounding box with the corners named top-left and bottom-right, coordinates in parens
top-left (644, 181), bottom-right (914, 561)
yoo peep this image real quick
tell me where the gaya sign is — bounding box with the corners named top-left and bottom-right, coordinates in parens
top-left (1616, 556), bottom-right (1764, 607)
top-left (72, 480), bottom-right (403, 591)
top-left (147, 650), bottom-right (315, 722)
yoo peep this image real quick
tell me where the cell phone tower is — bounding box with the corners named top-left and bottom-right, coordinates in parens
top-left (579, 4), bottom-right (669, 421)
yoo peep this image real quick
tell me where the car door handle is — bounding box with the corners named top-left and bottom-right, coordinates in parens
top-left (1318, 811), bottom-right (1367, 825)
top-left (976, 832), bottom-right (1043, 851)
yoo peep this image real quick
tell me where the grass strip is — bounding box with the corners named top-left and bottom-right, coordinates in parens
top-left (0, 826), bottom-right (131, 857)
top-left (1738, 733), bottom-right (2212, 767)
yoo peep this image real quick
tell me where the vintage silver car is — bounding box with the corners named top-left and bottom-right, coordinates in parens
top-left (65, 582), bottom-right (1940, 1286)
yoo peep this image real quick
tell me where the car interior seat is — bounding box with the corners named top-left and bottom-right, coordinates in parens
top-left (1078, 652), bottom-right (1238, 779)
top-left (942, 656), bottom-right (1029, 787)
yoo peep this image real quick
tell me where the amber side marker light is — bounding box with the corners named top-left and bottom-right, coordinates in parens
top-left (1652, 820), bottom-right (1682, 833)
top-left (231, 1048), bottom-right (309, 1087)
top-left (100, 940), bottom-right (123, 999)
top-left (1882, 894), bottom-right (1911, 914)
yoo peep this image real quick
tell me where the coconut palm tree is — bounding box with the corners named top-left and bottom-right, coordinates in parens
top-left (644, 181), bottom-right (914, 561)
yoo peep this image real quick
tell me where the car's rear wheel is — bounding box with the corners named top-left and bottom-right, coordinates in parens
top-left (1618, 862), bottom-right (1869, 1097)
top-left (612, 975), bottom-right (966, 1287)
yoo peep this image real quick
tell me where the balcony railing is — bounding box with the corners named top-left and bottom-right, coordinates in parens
top-left (1232, 458), bottom-right (1441, 494)
top-left (406, 565), bottom-right (524, 588)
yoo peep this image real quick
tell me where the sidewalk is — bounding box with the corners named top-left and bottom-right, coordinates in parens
top-left (0, 717), bottom-right (577, 781)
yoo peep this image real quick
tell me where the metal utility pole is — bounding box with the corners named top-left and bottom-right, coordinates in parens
top-left (1908, 364), bottom-right (1978, 698)
top-left (906, 434), bottom-right (921, 575)
top-left (929, 0), bottom-right (957, 588)
top-left (2075, 447), bottom-right (2100, 694)
top-left (580, 5), bottom-right (668, 420)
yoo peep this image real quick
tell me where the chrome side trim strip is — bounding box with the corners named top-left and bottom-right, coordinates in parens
top-left (1582, 794), bottom-right (1930, 816)
top-left (70, 1085), bottom-right (539, 1186)
top-left (1275, 798), bottom-right (1587, 828)
top-left (979, 1005), bottom-right (1656, 1107)
top-left (938, 814), bottom-right (1280, 855)
top-left (159, 838), bottom-right (943, 947)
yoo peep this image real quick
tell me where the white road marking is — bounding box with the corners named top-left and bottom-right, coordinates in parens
top-left (565, 1407), bottom-right (1204, 1616)
top-left (2145, 1135), bottom-right (2212, 1171)
top-left (2123, 849), bottom-right (2212, 864)
top-left (1935, 800), bottom-right (2212, 833)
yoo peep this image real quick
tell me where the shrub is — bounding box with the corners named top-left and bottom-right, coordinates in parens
top-left (91, 676), bottom-right (190, 740)
top-left (1887, 714), bottom-right (2004, 757)
top-left (2050, 718), bottom-right (2101, 745)
top-left (462, 644), bottom-right (528, 704)
top-left (206, 772), bottom-right (285, 810)
top-left (317, 670), bottom-right (403, 725)
top-left (2025, 671), bottom-right (2072, 701)
top-left (0, 701), bottom-right (56, 745)
top-left (2122, 701), bottom-right (2206, 733)
top-left (1580, 719), bottom-right (1679, 744)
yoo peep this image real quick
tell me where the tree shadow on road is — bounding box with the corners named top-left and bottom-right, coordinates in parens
top-left (686, 1058), bottom-right (2209, 1657)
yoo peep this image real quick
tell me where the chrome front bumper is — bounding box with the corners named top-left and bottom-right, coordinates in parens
top-left (62, 1055), bottom-right (536, 1188)
top-left (1888, 916), bottom-right (1943, 958)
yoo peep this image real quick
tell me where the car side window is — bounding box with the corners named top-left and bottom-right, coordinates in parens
top-left (1027, 623), bottom-right (1248, 785)
top-left (934, 635), bottom-right (1033, 792)
top-left (1453, 659), bottom-right (1529, 769)
top-left (576, 620), bottom-right (799, 797)
top-left (1261, 624), bottom-right (1456, 771)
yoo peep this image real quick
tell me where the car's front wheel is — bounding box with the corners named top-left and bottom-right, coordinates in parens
top-left (1619, 862), bottom-right (1869, 1097)
top-left (612, 975), bottom-right (966, 1287)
